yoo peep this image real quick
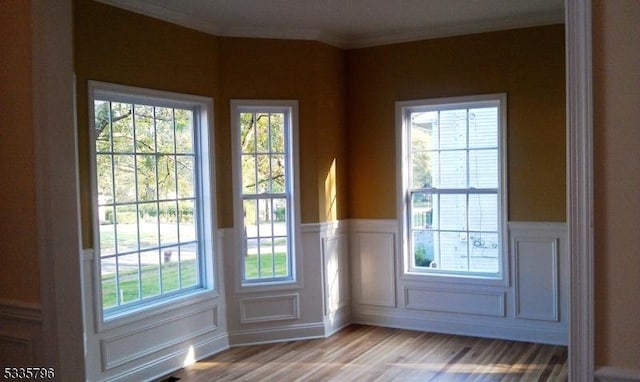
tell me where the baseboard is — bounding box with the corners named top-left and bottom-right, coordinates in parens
top-left (102, 332), bottom-right (229, 382)
top-left (0, 300), bottom-right (43, 365)
top-left (353, 307), bottom-right (567, 345)
top-left (596, 367), bottom-right (640, 382)
top-left (228, 322), bottom-right (326, 346)
top-left (324, 306), bottom-right (351, 337)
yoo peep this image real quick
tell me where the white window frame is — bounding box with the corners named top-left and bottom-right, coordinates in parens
top-left (396, 93), bottom-right (508, 286)
top-left (88, 81), bottom-right (217, 326)
top-left (231, 100), bottom-right (302, 291)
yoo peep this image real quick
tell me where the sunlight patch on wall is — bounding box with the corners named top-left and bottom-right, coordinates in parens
top-left (324, 159), bottom-right (338, 221)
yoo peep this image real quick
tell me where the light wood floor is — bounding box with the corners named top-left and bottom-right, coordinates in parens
top-left (161, 324), bottom-right (567, 382)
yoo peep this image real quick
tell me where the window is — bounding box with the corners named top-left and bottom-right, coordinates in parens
top-left (89, 82), bottom-right (214, 318)
top-left (398, 94), bottom-right (507, 277)
top-left (231, 100), bottom-right (299, 285)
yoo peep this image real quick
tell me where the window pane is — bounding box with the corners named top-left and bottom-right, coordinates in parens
top-left (161, 245), bottom-right (180, 292)
top-left (99, 214), bottom-right (116, 256)
top-left (97, 154), bottom-right (113, 200)
top-left (176, 156), bottom-right (194, 198)
top-left (271, 155), bottom-right (286, 193)
top-left (256, 154), bottom-right (270, 193)
top-left (469, 149), bottom-right (498, 188)
top-left (101, 257), bottom-right (117, 309)
top-left (469, 194), bottom-right (498, 232)
top-left (94, 100), bottom-right (112, 152)
top-left (135, 105), bottom-right (155, 153)
top-left (274, 237), bottom-right (288, 277)
top-left (258, 198), bottom-right (273, 237)
top-left (157, 155), bottom-right (176, 199)
top-left (180, 243), bottom-right (198, 287)
top-left (439, 150), bottom-right (467, 188)
top-left (242, 154), bottom-right (257, 194)
top-left (411, 151), bottom-right (436, 189)
top-left (413, 230), bottom-right (434, 267)
top-left (255, 113), bottom-right (269, 152)
top-left (258, 238), bottom-right (275, 278)
top-left (159, 201), bottom-right (178, 245)
top-left (469, 107), bottom-right (498, 148)
top-left (138, 204), bottom-right (159, 249)
top-left (439, 109), bottom-right (467, 149)
top-left (136, 154), bottom-right (157, 201)
top-left (240, 112), bottom-right (255, 153)
top-left (411, 111), bottom-right (438, 151)
top-left (174, 109), bottom-right (193, 153)
top-left (439, 194), bottom-right (467, 231)
top-left (272, 198), bottom-right (287, 232)
top-left (111, 102), bottom-right (133, 152)
top-left (438, 231), bottom-right (468, 272)
top-left (178, 200), bottom-right (196, 242)
top-left (113, 154), bottom-right (136, 202)
top-left (115, 204), bottom-right (138, 253)
top-left (118, 253), bottom-right (140, 304)
top-left (270, 113), bottom-right (285, 153)
top-left (243, 199), bottom-right (258, 239)
top-left (469, 232), bottom-right (499, 273)
top-left (411, 192), bottom-right (433, 229)
top-left (140, 249), bottom-right (160, 299)
top-left (156, 107), bottom-right (175, 153)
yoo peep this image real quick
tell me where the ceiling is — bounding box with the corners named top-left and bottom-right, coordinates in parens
top-left (95, 0), bottom-right (564, 49)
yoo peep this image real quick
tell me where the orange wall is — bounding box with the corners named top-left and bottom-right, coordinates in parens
top-left (217, 38), bottom-right (348, 224)
top-left (74, 0), bottom-right (348, 245)
top-left (74, 0), bottom-right (219, 245)
top-left (593, 0), bottom-right (640, 370)
top-left (0, 0), bottom-right (41, 303)
top-left (346, 25), bottom-right (566, 221)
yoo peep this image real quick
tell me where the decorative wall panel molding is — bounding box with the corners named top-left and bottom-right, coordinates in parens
top-left (239, 294), bottom-right (300, 324)
top-left (0, 300), bottom-right (42, 366)
top-left (405, 287), bottom-right (505, 317)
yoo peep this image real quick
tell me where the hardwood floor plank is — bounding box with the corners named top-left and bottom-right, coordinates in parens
top-left (162, 325), bottom-right (567, 382)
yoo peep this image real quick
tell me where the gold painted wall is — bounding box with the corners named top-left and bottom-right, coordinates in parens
top-left (346, 25), bottom-right (566, 221)
top-left (217, 37), bottom-right (348, 225)
top-left (75, 0), bottom-right (348, 246)
top-left (593, 0), bottom-right (640, 370)
top-left (0, 0), bottom-right (40, 303)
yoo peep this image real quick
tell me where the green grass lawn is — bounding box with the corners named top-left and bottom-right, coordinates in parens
top-left (102, 258), bottom-right (197, 309)
top-left (102, 252), bottom-right (289, 309)
top-left (244, 252), bottom-right (288, 279)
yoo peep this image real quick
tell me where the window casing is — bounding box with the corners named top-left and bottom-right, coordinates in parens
top-left (231, 100), bottom-right (299, 286)
top-left (89, 82), bottom-right (215, 320)
top-left (398, 94), bottom-right (507, 279)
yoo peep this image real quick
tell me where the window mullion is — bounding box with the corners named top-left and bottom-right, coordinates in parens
top-left (132, 104), bottom-right (143, 302)
top-left (153, 106), bottom-right (164, 295)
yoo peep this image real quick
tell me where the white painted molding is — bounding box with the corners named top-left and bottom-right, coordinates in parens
top-left (31, 0), bottom-right (86, 379)
top-left (228, 323), bottom-right (325, 346)
top-left (566, 0), bottom-right (594, 381)
top-left (595, 367), bottom-right (640, 382)
top-left (239, 294), bottom-right (300, 324)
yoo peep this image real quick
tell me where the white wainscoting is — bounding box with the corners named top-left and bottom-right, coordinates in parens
top-left (320, 221), bottom-right (351, 335)
top-left (225, 222), bottom-right (351, 345)
top-left (0, 300), bottom-right (42, 366)
top-left (350, 219), bottom-right (568, 345)
top-left (82, 247), bottom-right (228, 382)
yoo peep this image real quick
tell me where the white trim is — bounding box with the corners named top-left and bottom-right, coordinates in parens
top-left (93, 0), bottom-right (563, 49)
top-left (239, 293), bottom-right (301, 323)
top-left (566, 0), bottom-right (594, 380)
top-left (595, 367), bottom-right (640, 382)
top-left (395, 93), bottom-right (509, 286)
top-left (228, 322), bottom-right (325, 346)
top-left (353, 305), bottom-right (568, 345)
top-left (31, 0), bottom-right (85, 379)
